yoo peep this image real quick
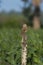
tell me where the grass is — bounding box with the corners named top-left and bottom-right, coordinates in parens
top-left (0, 27), bottom-right (43, 65)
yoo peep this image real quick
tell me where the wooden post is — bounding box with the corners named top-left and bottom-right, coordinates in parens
top-left (32, 0), bottom-right (41, 29)
top-left (21, 24), bottom-right (27, 65)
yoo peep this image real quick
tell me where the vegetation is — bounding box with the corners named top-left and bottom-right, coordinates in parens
top-left (0, 11), bottom-right (28, 28)
top-left (0, 28), bottom-right (43, 65)
top-left (0, 11), bottom-right (43, 28)
top-left (0, 1), bottom-right (43, 64)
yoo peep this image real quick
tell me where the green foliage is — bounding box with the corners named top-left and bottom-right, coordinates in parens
top-left (0, 28), bottom-right (21, 65)
top-left (0, 12), bottom-right (27, 28)
top-left (0, 11), bottom-right (43, 27)
top-left (0, 28), bottom-right (43, 65)
top-left (27, 29), bottom-right (43, 65)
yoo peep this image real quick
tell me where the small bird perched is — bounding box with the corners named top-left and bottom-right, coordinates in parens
top-left (22, 24), bottom-right (27, 33)
top-left (21, 24), bottom-right (27, 45)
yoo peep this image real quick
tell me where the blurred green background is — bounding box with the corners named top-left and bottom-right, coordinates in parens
top-left (0, 0), bottom-right (43, 65)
